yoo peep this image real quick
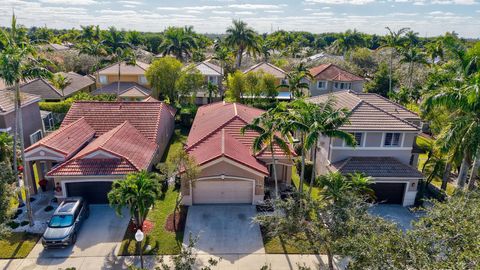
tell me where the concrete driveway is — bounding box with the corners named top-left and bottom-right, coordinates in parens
top-left (184, 205), bottom-right (265, 255)
top-left (369, 204), bottom-right (423, 231)
top-left (27, 205), bottom-right (130, 259)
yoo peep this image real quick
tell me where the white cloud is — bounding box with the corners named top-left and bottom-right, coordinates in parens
top-left (228, 4), bottom-right (285, 9)
top-left (312, 12), bottom-right (334, 15)
top-left (118, 0), bottom-right (142, 5)
top-left (235, 11), bottom-right (255, 15)
top-left (156, 7), bottom-right (179, 10)
top-left (429, 10), bottom-right (454, 15)
top-left (39, 0), bottom-right (98, 5)
top-left (212, 10), bottom-right (232, 14)
top-left (185, 5), bottom-right (222, 10)
top-left (265, 10), bottom-right (285, 13)
top-left (304, 0), bottom-right (375, 4)
top-left (123, 4), bottom-right (135, 8)
top-left (186, 10), bottom-right (202, 14)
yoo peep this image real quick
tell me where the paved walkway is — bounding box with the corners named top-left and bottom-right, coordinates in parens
top-left (1, 254), bottom-right (346, 270)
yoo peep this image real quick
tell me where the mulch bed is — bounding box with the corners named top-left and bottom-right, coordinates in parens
top-left (165, 206), bottom-right (187, 232)
top-left (128, 219), bottom-right (155, 234)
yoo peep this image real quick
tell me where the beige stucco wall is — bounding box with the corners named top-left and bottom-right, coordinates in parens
top-left (309, 80), bottom-right (364, 96)
top-left (96, 74), bottom-right (150, 88)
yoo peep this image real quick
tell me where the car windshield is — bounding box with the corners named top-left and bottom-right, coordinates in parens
top-left (49, 215), bottom-right (74, 228)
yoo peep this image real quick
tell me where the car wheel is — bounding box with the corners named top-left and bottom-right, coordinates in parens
top-left (71, 233), bottom-right (77, 245)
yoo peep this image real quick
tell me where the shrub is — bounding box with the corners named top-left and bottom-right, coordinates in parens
top-left (13, 209), bottom-right (23, 219)
top-left (39, 101), bottom-right (71, 113)
top-left (20, 220), bottom-right (29, 226)
top-left (295, 159), bottom-right (313, 183)
top-left (7, 221), bottom-right (19, 229)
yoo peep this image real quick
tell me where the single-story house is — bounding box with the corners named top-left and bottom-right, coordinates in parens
top-left (24, 100), bottom-right (176, 202)
top-left (181, 101), bottom-right (294, 205)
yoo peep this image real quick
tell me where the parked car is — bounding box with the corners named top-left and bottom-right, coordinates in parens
top-left (42, 197), bottom-right (89, 248)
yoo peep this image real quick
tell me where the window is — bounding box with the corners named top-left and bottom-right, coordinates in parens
top-left (384, 133), bottom-right (402, 147)
top-left (48, 215), bottom-right (74, 228)
top-left (139, 75), bottom-right (148, 85)
top-left (99, 75), bottom-right (108, 85)
top-left (30, 130), bottom-right (43, 145)
top-left (208, 76), bottom-right (218, 85)
top-left (345, 132), bottom-right (363, 147)
top-left (317, 81), bottom-right (326, 89)
top-left (334, 82), bottom-right (352, 90)
top-left (281, 79), bottom-right (288, 86)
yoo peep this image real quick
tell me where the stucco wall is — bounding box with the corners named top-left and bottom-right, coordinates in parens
top-left (0, 102), bottom-right (44, 147)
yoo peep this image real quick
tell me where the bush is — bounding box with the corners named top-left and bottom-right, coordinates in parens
top-left (295, 159), bottom-right (313, 183)
top-left (39, 101), bottom-right (71, 113)
top-left (20, 221), bottom-right (29, 227)
top-left (13, 209), bottom-right (23, 219)
top-left (7, 221), bottom-right (19, 229)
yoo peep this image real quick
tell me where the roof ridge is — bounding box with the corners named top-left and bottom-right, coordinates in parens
top-left (186, 115), bottom-right (241, 151)
top-left (33, 117), bottom-right (87, 153)
top-left (201, 61), bottom-right (222, 75)
top-left (359, 100), bottom-right (419, 130)
top-left (357, 92), bottom-right (419, 117)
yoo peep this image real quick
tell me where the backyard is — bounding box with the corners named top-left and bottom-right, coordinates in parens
top-left (118, 128), bottom-right (189, 255)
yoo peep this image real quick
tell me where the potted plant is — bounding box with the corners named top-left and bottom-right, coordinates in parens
top-left (39, 179), bottom-right (48, 192)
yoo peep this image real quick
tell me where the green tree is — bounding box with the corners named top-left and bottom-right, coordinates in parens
top-left (382, 27), bottom-right (409, 93)
top-left (330, 29), bottom-right (365, 56)
top-left (206, 82), bottom-right (218, 104)
top-left (225, 20), bottom-right (259, 68)
top-left (0, 132), bottom-right (13, 166)
top-left (50, 73), bottom-right (71, 98)
top-left (279, 64), bottom-right (312, 99)
top-left (225, 70), bottom-right (245, 102)
top-left (78, 25), bottom-right (95, 42)
top-left (400, 46), bottom-right (427, 91)
top-left (78, 41), bottom-right (107, 88)
top-left (0, 15), bottom-right (52, 225)
top-left (364, 62), bottom-right (396, 97)
top-left (158, 27), bottom-right (197, 62)
top-left (126, 30), bottom-right (144, 48)
top-left (176, 67), bottom-right (204, 103)
top-left (102, 26), bottom-right (127, 53)
top-left (145, 56), bottom-right (183, 101)
top-left (241, 107), bottom-right (292, 198)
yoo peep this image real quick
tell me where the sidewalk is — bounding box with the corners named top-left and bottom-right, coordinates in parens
top-left (1, 253), bottom-right (346, 270)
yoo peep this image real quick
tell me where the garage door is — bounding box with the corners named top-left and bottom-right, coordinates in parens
top-left (65, 182), bottom-right (113, 204)
top-left (193, 179), bottom-right (253, 204)
top-left (371, 183), bottom-right (405, 204)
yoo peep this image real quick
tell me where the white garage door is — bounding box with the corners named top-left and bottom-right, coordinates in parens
top-left (193, 179), bottom-right (254, 204)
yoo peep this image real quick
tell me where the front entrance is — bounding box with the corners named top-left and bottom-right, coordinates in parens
top-left (371, 182), bottom-right (406, 204)
top-left (65, 181), bottom-right (113, 204)
top-left (192, 179), bottom-right (253, 204)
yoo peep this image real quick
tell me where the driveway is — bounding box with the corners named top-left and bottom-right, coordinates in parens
top-left (369, 204), bottom-right (423, 231)
top-left (184, 205), bottom-right (265, 254)
top-left (27, 205), bottom-right (130, 259)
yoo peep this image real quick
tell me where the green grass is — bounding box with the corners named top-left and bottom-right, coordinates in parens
top-left (262, 232), bottom-right (319, 254)
top-left (291, 166), bottom-right (321, 200)
top-left (118, 187), bottom-right (184, 255)
top-left (0, 233), bottom-right (40, 259)
top-left (161, 128), bottom-right (189, 162)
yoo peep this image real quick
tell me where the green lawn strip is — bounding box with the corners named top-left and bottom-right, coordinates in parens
top-left (118, 187), bottom-right (183, 255)
top-left (0, 233), bottom-right (41, 259)
top-left (161, 128), bottom-right (189, 162)
top-left (291, 166), bottom-right (321, 200)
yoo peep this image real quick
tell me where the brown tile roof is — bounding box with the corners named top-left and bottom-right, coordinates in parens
top-left (330, 157), bottom-right (423, 178)
top-left (309, 63), bottom-right (364, 82)
top-left (0, 89), bottom-right (41, 114)
top-left (191, 61), bottom-right (223, 76)
top-left (25, 118), bottom-right (95, 158)
top-left (307, 91), bottom-right (420, 132)
top-left (98, 61), bottom-right (150, 75)
top-left (19, 72), bottom-right (94, 100)
top-left (47, 158), bottom-right (138, 176)
top-left (244, 62), bottom-right (286, 79)
top-left (48, 121), bottom-right (157, 176)
top-left (61, 100), bottom-right (175, 142)
top-left (92, 82), bottom-right (151, 97)
top-left (354, 93), bottom-right (419, 120)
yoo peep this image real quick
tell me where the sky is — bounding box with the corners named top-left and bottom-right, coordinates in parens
top-left (1, 0), bottom-right (479, 38)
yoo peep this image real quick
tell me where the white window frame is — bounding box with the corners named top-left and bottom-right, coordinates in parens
top-left (30, 130), bottom-right (43, 145)
top-left (99, 75), bottom-right (108, 85)
top-left (334, 82), bottom-right (352, 90)
top-left (344, 132), bottom-right (364, 147)
top-left (383, 132), bottom-right (402, 147)
top-left (317, 80), bottom-right (327, 90)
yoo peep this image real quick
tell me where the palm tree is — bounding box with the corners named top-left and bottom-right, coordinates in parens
top-left (50, 73), bottom-right (71, 98)
top-left (225, 20), bottom-right (259, 68)
top-left (425, 39), bottom-right (444, 66)
top-left (206, 82), bottom-right (218, 104)
top-left (111, 48), bottom-right (136, 98)
top-left (279, 64), bottom-right (313, 99)
top-left (317, 172), bottom-right (373, 203)
top-left (0, 14), bottom-right (52, 225)
top-left (126, 30), bottom-right (144, 48)
top-left (78, 41), bottom-right (107, 89)
top-left (103, 26), bottom-right (128, 53)
top-left (241, 108), bottom-right (292, 198)
top-left (158, 27), bottom-right (197, 62)
top-left (304, 97), bottom-right (354, 196)
top-left (330, 29), bottom-right (365, 56)
top-left (213, 43), bottom-right (231, 80)
top-left (400, 46), bottom-right (427, 90)
top-left (382, 27), bottom-right (409, 93)
top-left (79, 25), bottom-right (95, 42)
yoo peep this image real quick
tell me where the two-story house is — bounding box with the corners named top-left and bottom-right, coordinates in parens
top-left (308, 63), bottom-right (365, 96)
top-left (0, 89), bottom-right (44, 147)
top-left (189, 61), bottom-right (224, 105)
top-left (92, 61), bottom-right (151, 100)
top-left (308, 90), bottom-right (423, 206)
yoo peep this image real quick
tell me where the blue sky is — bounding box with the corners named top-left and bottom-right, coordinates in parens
top-left (1, 0), bottom-right (479, 37)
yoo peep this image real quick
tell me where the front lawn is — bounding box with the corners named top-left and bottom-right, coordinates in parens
top-left (262, 229), bottom-right (319, 254)
top-left (0, 233), bottom-right (40, 259)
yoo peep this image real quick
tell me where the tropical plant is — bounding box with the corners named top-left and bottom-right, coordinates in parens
top-left (278, 64), bottom-right (313, 99)
top-left (145, 56), bottom-right (183, 101)
top-left (50, 73), bottom-right (71, 98)
top-left (126, 30), bottom-right (144, 48)
top-left (158, 27), bottom-right (197, 62)
top-left (381, 27), bottom-right (409, 93)
top-left (0, 132), bottom-right (13, 166)
top-left (102, 26), bottom-right (128, 53)
top-left (225, 20), bottom-right (259, 68)
top-left (78, 25), bottom-right (96, 42)
top-left (241, 107), bottom-right (292, 198)
top-left (111, 47), bottom-right (136, 97)
top-left (330, 29), bottom-right (365, 56)
top-left (77, 41), bottom-right (108, 87)
top-left (0, 15), bottom-right (52, 225)
top-left (206, 82), bottom-right (218, 104)
top-left (400, 46), bottom-right (427, 91)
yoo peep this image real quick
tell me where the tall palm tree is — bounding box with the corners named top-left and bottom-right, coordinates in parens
top-left (78, 41), bottom-right (107, 89)
top-left (279, 64), bottom-right (313, 99)
top-left (213, 43), bottom-right (231, 80)
top-left (330, 29), bottom-right (365, 56)
top-left (206, 82), bottom-right (218, 104)
top-left (382, 27), bottom-right (409, 93)
top-left (79, 25), bottom-right (95, 42)
top-left (0, 14), bottom-right (52, 225)
top-left (225, 20), bottom-right (259, 68)
top-left (305, 97), bottom-right (354, 196)
top-left (425, 39), bottom-right (444, 66)
top-left (50, 73), bottom-right (71, 98)
top-left (158, 27), bottom-right (197, 62)
top-left (103, 26), bottom-right (128, 53)
top-left (241, 108), bottom-right (292, 198)
top-left (111, 48), bottom-right (136, 98)
top-left (400, 46), bottom-right (427, 90)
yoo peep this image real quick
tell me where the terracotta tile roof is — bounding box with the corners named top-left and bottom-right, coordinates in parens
top-left (307, 91), bottom-right (420, 132)
top-left (47, 159), bottom-right (138, 176)
top-left (244, 62), bottom-right (287, 79)
top-left (0, 89), bottom-right (41, 114)
top-left (309, 63), bottom-right (364, 82)
top-left (92, 82), bottom-right (151, 97)
top-left (98, 61), bottom-right (150, 75)
top-left (48, 121), bottom-right (157, 176)
top-left (61, 100), bottom-right (175, 142)
top-left (186, 102), bottom-right (291, 174)
top-left (25, 118), bottom-right (95, 158)
top-left (330, 157), bottom-right (423, 178)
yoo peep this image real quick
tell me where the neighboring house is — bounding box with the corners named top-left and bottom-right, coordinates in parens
top-left (308, 90), bottom-right (423, 206)
top-left (39, 43), bottom-right (70, 52)
top-left (190, 61), bottom-right (224, 105)
top-left (181, 101), bottom-right (293, 205)
top-left (92, 82), bottom-right (151, 101)
top-left (0, 90), bottom-right (44, 148)
top-left (308, 63), bottom-right (365, 96)
top-left (243, 62), bottom-right (291, 100)
top-left (20, 72), bottom-right (95, 101)
top-left (24, 100), bottom-right (176, 202)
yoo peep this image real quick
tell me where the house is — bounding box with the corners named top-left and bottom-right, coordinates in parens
top-left (23, 100), bottom-right (176, 202)
top-left (181, 101), bottom-right (293, 205)
top-left (308, 90), bottom-right (423, 206)
top-left (39, 43), bottom-right (70, 52)
top-left (189, 61), bottom-right (224, 105)
top-left (243, 62), bottom-right (291, 100)
top-left (91, 82), bottom-right (151, 101)
top-left (0, 89), bottom-right (44, 147)
top-left (20, 72), bottom-right (95, 101)
top-left (308, 63), bottom-right (365, 96)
